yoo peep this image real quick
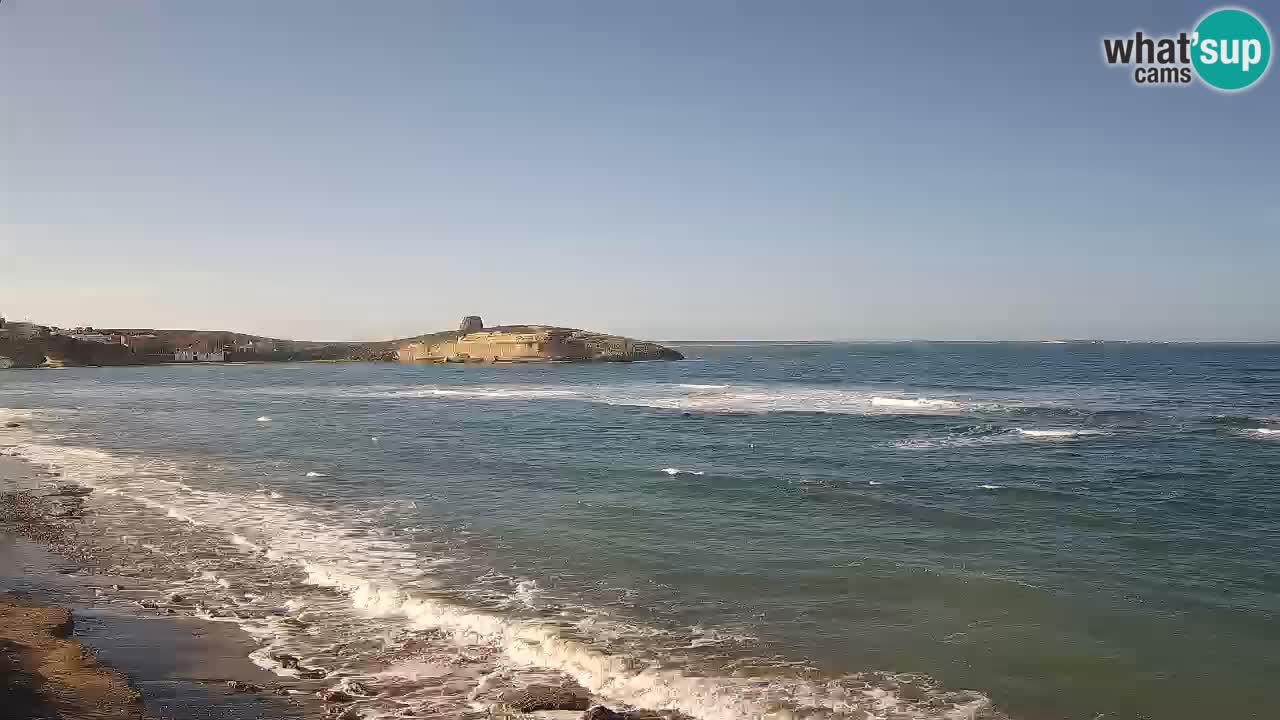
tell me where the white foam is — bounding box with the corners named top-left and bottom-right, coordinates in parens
top-left (870, 396), bottom-right (960, 410)
top-left (302, 563), bottom-right (990, 720)
top-left (0, 408), bottom-right (36, 424)
top-left (979, 484), bottom-right (1003, 490)
top-left (1016, 428), bottom-right (1097, 438)
top-left (660, 467), bottom-right (705, 476)
top-left (256, 416), bottom-right (272, 422)
top-left (305, 471), bottom-right (328, 477)
top-left (897, 426), bottom-right (1104, 450)
top-left (6, 439), bottom-right (995, 720)
top-left (370, 383), bottom-right (977, 417)
top-left (427, 388), bottom-right (580, 400)
top-left (513, 579), bottom-right (541, 609)
top-left (230, 534), bottom-right (264, 552)
top-left (1246, 428), bottom-right (1280, 437)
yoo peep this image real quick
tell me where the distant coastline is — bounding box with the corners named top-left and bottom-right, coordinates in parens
top-left (0, 314), bottom-right (682, 369)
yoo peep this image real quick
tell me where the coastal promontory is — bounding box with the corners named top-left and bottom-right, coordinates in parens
top-left (0, 315), bottom-right (682, 367)
top-left (395, 316), bottom-right (683, 363)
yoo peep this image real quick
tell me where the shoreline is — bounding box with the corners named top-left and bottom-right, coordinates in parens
top-left (1, 453), bottom-right (317, 719)
top-left (0, 450), bottom-right (697, 720)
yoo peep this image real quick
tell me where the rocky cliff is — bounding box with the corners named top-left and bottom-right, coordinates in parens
top-left (0, 339), bottom-right (48, 369)
top-left (396, 317), bottom-right (682, 364)
top-left (0, 337), bottom-right (143, 368)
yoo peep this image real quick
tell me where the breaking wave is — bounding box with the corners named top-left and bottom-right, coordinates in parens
top-left (895, 425), bottom-right (1107, 450)
top-left (1015, 428), bottom-right (1103, 439)
top-left (870, 396), bottom-right (961, 410)
top-left (385, 383), bottom-right (978, 416)
top-left (3, 438), bottom-right (1000, 720)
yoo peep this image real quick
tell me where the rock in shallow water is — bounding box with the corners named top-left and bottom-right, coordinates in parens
top-left (501, 683), bottom-right (591, 712)
top-left (583, 706), bottom-right (696, 720)
top-left (345, 680), bottom-right (373, 696)
top-left (318, 688), bottom-right (354, 703)
top-left (226, 680), bottom-right (264, 693)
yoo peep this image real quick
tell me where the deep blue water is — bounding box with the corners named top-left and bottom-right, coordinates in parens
top-left (3, 343), bottom-right (1278, 720)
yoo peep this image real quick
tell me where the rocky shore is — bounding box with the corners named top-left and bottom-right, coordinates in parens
top-left (0, 591), bottom-right (143, 719)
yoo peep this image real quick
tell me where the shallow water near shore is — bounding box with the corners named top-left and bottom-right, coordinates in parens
top-left (2, 342), bottom-right (1279, 719)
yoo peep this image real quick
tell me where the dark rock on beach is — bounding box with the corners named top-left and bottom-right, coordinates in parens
top-left (318, 688), bottom-right (355, 703)
top-left (0, 593), bottom-right (144, 719)
top-left (346, 680), bottom-right (373, 696)
top-left (226, 680), bottom-right (264, 693)
top-left (583, 706), bottom-right (697, 720)
top-left (501, 682), bottom-right (592, 712)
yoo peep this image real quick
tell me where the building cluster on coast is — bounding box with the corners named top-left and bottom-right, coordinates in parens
top-left (0, 316), bottom-right (276, 363)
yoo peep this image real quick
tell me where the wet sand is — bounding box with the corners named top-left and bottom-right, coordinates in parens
top-left (1, 454), bottom-right (314, 719)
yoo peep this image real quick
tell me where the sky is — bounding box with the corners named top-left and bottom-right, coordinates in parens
top-left (2, 0), bottom-right (1277, 341)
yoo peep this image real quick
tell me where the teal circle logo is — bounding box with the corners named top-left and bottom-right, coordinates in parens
top-left (1192, 8), bottom-right (1271, 91)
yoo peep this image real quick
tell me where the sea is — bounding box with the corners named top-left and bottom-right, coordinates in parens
top-left (2, 342), bottom-right (1277, 720)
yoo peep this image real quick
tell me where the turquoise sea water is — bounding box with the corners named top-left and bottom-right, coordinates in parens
top-left (2, 343), bottom-right (1278, 719)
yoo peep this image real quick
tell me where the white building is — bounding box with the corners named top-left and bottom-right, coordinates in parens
top-left (70, 333), bottom-right (117, 344)
top-left (174, 348), bottom-right (226, 362)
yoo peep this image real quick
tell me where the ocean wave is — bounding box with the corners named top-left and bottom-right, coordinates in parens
top-left (895, 425), bottom-right (1106, 450)
top-left (1245, 428), bottom-right (1280, 438)
top-left (5, 438), bottom-right (999, 720)
top-left (301, 563), bottom-right (993, 720)
top-left (661, 467), bottom-right (705, 476)
top-left (402, 384), bottom-right (976, 417)
top-left (424, 387), bottom-right (583, 399)
top-left (237, 380), bottom-right (1219, 425)
top-left (870, 396), bottom-right (961, 410)
top-left (1015, 428), bottom-right (1103, 439)
top-left (0, 407), bottom-right (36, 424)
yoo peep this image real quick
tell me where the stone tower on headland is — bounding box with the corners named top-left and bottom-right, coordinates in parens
top-left (459, 316), bottom-right (484, 334)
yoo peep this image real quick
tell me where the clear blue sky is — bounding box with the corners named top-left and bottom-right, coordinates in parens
top-left (2, 1), bottom-right (1276, 341)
